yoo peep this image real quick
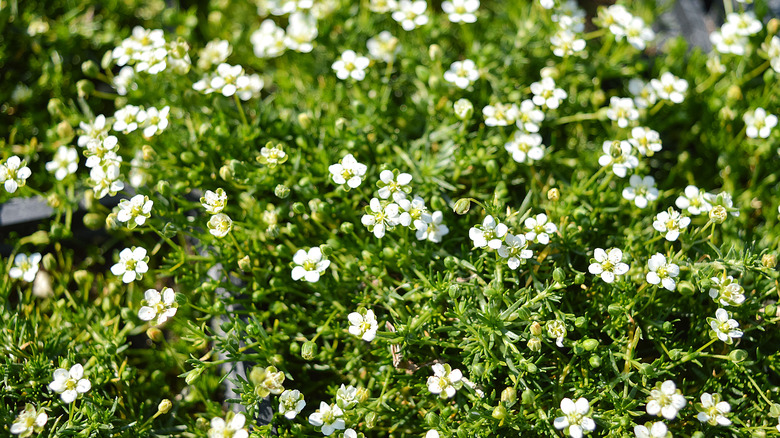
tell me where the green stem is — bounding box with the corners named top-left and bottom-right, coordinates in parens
top-left (234, 94), bottom-right (249, 127)
top-left (739, 60), bottom-right (770, 86)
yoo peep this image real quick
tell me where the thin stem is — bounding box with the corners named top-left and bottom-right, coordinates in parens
top-left (234, 94), bottom-right (249, 127)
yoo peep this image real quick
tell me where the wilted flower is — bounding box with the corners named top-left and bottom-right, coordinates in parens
top-left (201, 188), bottom-right (228, 214)
top-left (708, 274), bottom-right (745, 306)
top-left (10, 404), bottom-right (47, 437)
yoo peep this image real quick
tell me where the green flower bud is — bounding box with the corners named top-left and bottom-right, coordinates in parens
top-left (425, 411), bottom-right (439, 427)
top-left (28, 230), bottom-right (50, 246)
top-left (292, 202), bottom-right (306, 214)
top-left (521, 388), bottom-right (535, 406)
top-left (47, 98), bottom-right (63, 116)
top-left (529, 321), bottom-right (542, 336)
top-left (428, 44), bottom-right (442, 61)
top-left (453, 198), bottom-right (471, 215)
top-left (491, 405), bottom-right (507, 420)
top-left (42, 253), bottom-right (56, 271)
top-left (547, 188), bottom-right (560, 202)
top-left (238, 255), bottom-right (252, 272)
top-left (340, 222), bottom-right (354, 234)
top-left (709, 205), bottom-right (727, 224)
top-left (147, 327), bottom-right (164, 342)
top-left (527, 337), bottom-right (541, 352)
top-left (157, 180), bottom-right (171, 197)
top-left (728, 349), bottom-right (748, 363)
top-left (83, 213), bottom-right (105, 230)
top-left (454, 98), bottom-right (474, 120)
top-left (301, 341), bottom-right (317, 360)
top-left (588, 355), bottom-right (602, 368)
top-left (76, 79), bottom-right (94, 97)
top-left (765, 304), bottom-right (777, 318)
top-left (274, 184), bottom-right (290, 199)
top-left (297, 112), bottom-right (312, 129)
top-left (365, 411), bottom-right (378, 429)
top-left (501, 387), bottom-right (517, 404)
top-left (574, 272), bottom-right (585, 284)
top-left (81, 60), bottom-right (99, 78)
top-left (581, 338), bottom-right (599, 351)
top-left (157, 399), bottom-right (172, 414)
top-left (56, 121), bottom-right (74, 139)
top-left (185, 366), bottom-right (204, 385)
top-left (101, 50), bottom-right (113, 70)
top-left (762, 253), bottom-right (777, 269)
top-left (180, 151), bottom-right (195, 164)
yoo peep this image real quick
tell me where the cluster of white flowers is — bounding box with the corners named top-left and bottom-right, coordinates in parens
top-left (110, 26), bottom-right (191, 81)
top-left (367, 31), bottom-right (400, 63)
top-left (361, 169), bottom-right (449, 242)
top-left (762, 36), bottom-right (780, 73)
top-left (710, 12), bottom-right (762, 56)
top-left (504, 131), bottom-right (545, 164)
top-left (1, 156), bottom-right (32, 194)
top-left (45, 146), bottom-right (79, 181)
top-left (469, 213), bottom-right (556, 270)
top-left (77, 115), bottom-right (124, 199)
top-left (596, 4), bottom-right (655, 50)
top-left (193, 63), bottom-right (263, 101)
top-left (201, 188), bottom-right (233, 238)
top-left (708, 273), bottom-right (745, 306)
top-left (207, 413), bottom-right (248, 438)
top-left (546, 1), bottom-right (586, 57)
top-left (307, 383), bottom-right (364, 436)
top-left (251, 0), bottom-right (336, 58)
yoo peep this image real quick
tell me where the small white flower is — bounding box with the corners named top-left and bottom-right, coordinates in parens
top-left (367, 31), bottom-right (400, 63)
top-left (369, 0), bottom-right (398, 13)
top-left (646, 380), bottom-right (686, 420)
top-left (332, 50), bottom-right (370, 81)
top-left (443, 59), bottom-right (479, 89)
top-left (589, 248), bottom-right (629, 284)
top-left (362, 198), bottom-right (400, 238)
top-left (725, 12), bottom-right (762, 36)
top-left (45, 146), bottom-right (79, 181)
top-left (208, 413), bottom-right (248, 438)
top-left (207, 213), bottom-right (233, 238)
top-left (336, 384), bottom-right (359, 409)
top-left (329, 154), bottom-right (368, 189)
top-left (279, 389), bottom-right (306, 420)
top-left (1, 156), bottom-right (32, 194)
top-left (9, 253), bottom-right (42, 283)
top-left (110, 247), bottom-right (149, 283)
top-left (516, 99), bottom-right (545, 132)
top-left (546, 319), bottom-right (567, 347)
top-left (675, 185), bottom-right (711, 215)
top-left (634, 421), bottom-right (667, 438)
top-left (553, 397), bottom-right (596, 438)
top-left (348, 309), bottom-right (378, 342)
top-left (308, 402), bottom-right (346, 436)
top-left (498, 233), bottom-right (533, 270)
top-left (78, 115), bottom-right (109, 147)
top-left (469, 215), bottom-right (508, 249)
top-left (425, 431), bottom-right (440, 438)
top-left (614, 16), bottom-right (655, 50)
top-left (652, 208), bottom-right (691, 241)
top-left (284, 12), bottom-right (318, 53)
top-left (646, 254), bottom-right (679, 291)
top-left (483, 103), bottom-right (519, 126)
top-left (397, 195), bottom-right (428, 229)
top-left (710, 23), bottom-right (748, 55)
top-left (427, 363), bottom-right (463, 399)
top-left (48, 364), bottom-right (91, 404)
top-left (251, 20), bottom-right (287, 58)
top-left (708, 274), bottom-right (745, 306)
top-left (650, 72), bottom-right (687, 104)
top-left (622, 174), bottom-right (659, 209)
top-left (416, 211), bottom-right (449, 243)
top-left (139, 106), bottom-right (170, 137)
top-left (598, 140), bottom-right (639, 178)
top-left (138, 287), bottom-right (177, 325)
top-left (292, 247), bottom-right (330, 283)
top-left (703, 191), bottom-right (739, 217)
top-left (696, 392), bottom-right (732, 426)
top-left (524, 213), bottom-right (557, 244)
top-left (442, 0), bottom-right (479, 23)
top-left (392, 0), bottom-right (429, 31)
top-left (201, 188), bottom-right (228, 214)
top-left (198, 39), bottom-right (231, 70)
top-left (551, 30), bottom-right (586, 57)
top-left (505, 131), bottom-right (545, 164)
top-left (235, 73), bottom-right (264, 101)
top-left (628, 78), bottom-right (658, 109)
top-left (10, 404), bottom-right (48, 437)
top-left (744, 108), bottom-right (778, 139)
top-left (113, 104), bottom-right (144, 133)
top-left (117, 194), bottom-right (153, 228)
top-left (762, 36), bottom-right (780, 73)
top-left (629, 127), bottom-right (662, 157)
top-left (530, 76), bottom-right (567, 109)
top-left (708, 308), bottom-right (743, 344)
top-left (377, 169), bottom-right (412, 201)
top-left (259, 143), bottom-right (288, 167)
top-left (606, 97), bottom-right (639, 128)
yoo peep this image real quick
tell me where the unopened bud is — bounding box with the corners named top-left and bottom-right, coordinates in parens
top-left (453, 198), bottom-right (471, 215)
top-left (726, 85), bottom-right (742, 101)
top-left (76, 79), bottom-right (94, 97)
top-left (335, 117), bottom-right (347, 132)
top-left (147, 327), bottom-right (163, 342)
top-left (491, 405), bottom-right (507, 420)
top-left (552, 267), bottom-right (565, 284)
top-left (529, 321), bottom-right (542, 336)
top-left (521, 388), bottom-right (535, 406)
top-left (547, 187), bottom-right (560, 202)
top-left (42, 253), bottom-right (56, 271)
top-left (500, 387), bottom-right (517, 404)
top-left (527, 337), bottom-right (541, 352)
top-left (82, 60), bottom-right (99, 78)
top-left (297, 112), bottom-right (312, 129)
top-left (29, 230), bottom-right (50, 246)
top-left (83, 213), bottom-right (105, 230)
top-left (768, 18), bottom-right (780, 35)
top-left (609, 140), bottom-right (623, 159)
top-left (454, 98), bottom-right (474, 120)
top-left (365, 411), bottom-right (378, 429)
top-left (105, 212), bottom-right (119, 230)
top-left (56, 121), bottom-right (74, 139)
top-left (47, 98), bottom-right (63, 116)
top-left (429, 44), bottom-right (442, 61)
top-left (274, 184), bottom-right (290, 199)
top-left (142, 144), bottom-right (155, 161)
top-left (157, 399), bottom-right (172, 414)
top-left (581, 338), bottom-right (599, 351)
top-left (709, 205), bottom-right (727, 224)
top-left (425, 412), bottom-right (439, 427)
top-left (301, 340), bottom-right (317, 360)
top-left (238, 255), bottom-right (252, 272)
top-left (761, 253), bottom-right (777, 269)
top-left (101, 50), bottom-right (113, 70)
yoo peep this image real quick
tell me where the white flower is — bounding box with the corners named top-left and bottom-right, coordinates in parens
top-left (703, 191), bottom-right (739, 217)
top-left (553, 397), bottom-right (596, 438)
top-left (9, 253), bottom-right (42, 283)
top-left (596, 4), bottom-right (631, 33)
top-left (1, 156), bottom-right (32, 193)
top-left (197, 39), bottom-right (231, 70)
top-left (207, 213), bottom-right (233, 238)
top-left (208, 413), bottom-right (248, 438)
top-left (710, 23), bottom-right (748, 55)
top-left (614, 16), bottom-right (655, 50)
top-left (332, 50), bottom-right (370, 81)
top-left (443, 59), bottom-right (479, 89)
top-left (45, 146), bottom-right (79, 181)
top-left (516, 99), bottom-right (545, 132)
top-left (552, 1), bottom-right (585, 32)
top-left (650, 72), bottom-right (687, 104)
top-left (329, 154), bottom-right (367, 189)
top-left (367, 31), bottom-right (400, 62)
top-left (201, 188), bottom-right (228, 214)
top-left (634, 421), bottom-right (667, 438)
top-left (589, 248), bottom-right (629, 284)
top-left (454, 98), bottom-right (474, 120)
top-left (606, 97), bottom-right (639, 128)
top-left (762, 36), bottom-right (780, 73)
top-left (652, 208), bottom-right (690, 241)
top-left (646, 380), bottom-right (686, 420)
top-left (483, 103), bottom-right (519, 126)
top-left (425, 431), bottom-right (440, 438)
top-left (251, 20), bottom-right (287, 58)
top-left (138, 287), bottom-right (177, 325)
top-left (362, 198), bottom-right (400, 238)
top-left (235, 73), bottom-right (264, 101)
top-left (646, 254), bottom-right (679, 291)
top-left (259, 143), bottom-right (287, 167)
top-left (78, 115), bottom-right (109, 147)
top-left (392, 0), bottom-right (429, 31)
top-left (442, 0), bottom-right (479, 23)
top-left (348, 309), bottom-right (378, 342)
top-left (117, 194), bottom-right (153, 228)
top-left (397, 195), bottom-right (428, 229)
top-left (725, 12), bottom-right (762, 36)
top-left (308, 402), bottom-right (346, 436)
top-left (539, 0), bottom-right (555, 8)
top-left (505, 131), bottom-right (545, 164)
top-left (524, 213), bottom-right (557, 244)
top-left (416, 211), bottom-right (449, 243)
top-left (84, 135), bottom-right (119, 169)
top-left (139, 106), bottom-right (170, 137)
top-left (498, 233), bottom-right (533, 270)
top-left (377, 169), bottom-right (412, 201)
top-left (530, 76), bottom-right (567, 109)
top-left (292, 247), bottom-right (330, 283)
top-left (469, 215), bottom-right (508, 249)
top-left (135, 47), bottom-right (168, 74)
top-left (89, 161), bottom-right (124, 199)
top-left (113, 104), bottom-right (143, 133)
top-left (279, 389), bottom-right (306, 419)
top-left (336, 384), bottom-right (359, 409)
top-left (427, 363), bottom-right (463, 399)
top-left (598, 140), bottom-right (639, 178)
top-left (369, 0), bottom-right (398, 13)
top-left (629, 127), bottom-right (662, 157)
top-left (744, 108), bottom-right (777, 139)
top-left (111, 247), bottom-right (149, 283)
top-left (10, 404), bottom-right (47, 437)
top-left (708, 308), bottom-right (743, 344)
top-left (628, 78), bottom-right (657, 109)
top-left (546, 319), bottom-right (567, 347)
top-left (284, 12), bottom-right (318, 53)
top-left (622, 174), bottom-right (659, 209)
top-left (708, 274), bottom-right (745, 306)
top-left (48, 364), bottom-right (91, 404)
top-left (696, 392), bottom-right (732, 426)
top-left (675, 185), bottom-right (711, 215)
top-left (551, 30), bottom-right (586, 57)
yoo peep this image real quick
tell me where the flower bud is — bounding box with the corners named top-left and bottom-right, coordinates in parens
top-left (540, 66), bottom-right (559, 79)
top-left (529, 321), bottom-right (542, 336)
top-left (28, 230), bottom-right (50, 246)
top-left (453, 198), bottom-right (471, 215)
top-left (429, 44), bottom-right (442, 61)
top-left (527, 337), bottom-right (541, 352)
top-left (41, 253), bottom-right (56, 271)
top-left (726, 85), bottom-right (742, 101)
top-left (340, 222), bottom-right (354, 234)
top-left (219, 164), bottom-right (234, 182)
top-left (158, 399), bottom-right (172, 414)
top-left (547, 187), bottom-right (560, 202)
top-left (552, 267), bottom-right (565, 284)
top-left (297, 112), bottom-right (312, 129)
top-left (147, 327), bottom-right (164, 342)
top-left (83, 213), bottom-right (105, 230)
top-left (768, 18), bottom-right (780, 35)
top-left (56, 121), bottom-right (74, 139)
top-left (709, 205), bottom-right (727, 224)
top-left (491, 405), bottom-right (507, 420)
top-left (32, 270), bottom-right (54, 298)
top-left (101, 50), bottom-right (113, 70)
top-left (301, 340), bottom-right (317, 360)
top-left (47, 98), bottom-right (64, 116)
top-left (292, 202), bottom-right (305, 214)
top-left (589, 355), bottom-right (602, 367)
top-left (582, 338), bottom-right (599, 351)
top-left (238, 255), bottom-right (252, 272)
top-left (365, 411), bottom-right (378, 429)
top-left (521, 388), bottom-right (535, 406)
top-left (76, 79), bottom-right (94, 97)
top-left (762, 253), bottom-right (777, 269)
top-left (185, 366), bottom-right (204, 385)
top-left (82, 60), bottom-right (99, 78)
top-left (142, 144), bottom-right (156, 161)
top-left (454, 98), bottom-right (473, 120)
top-left (425, 411), bottom-right (439, 427)
top-left (765, 304), bottom-right (777, 318)
top-left (73, 270), bottom-right (90, 286)
top-left (105, 212), bottom-right (120, 230)
top-left (501, 387), bottom-right (517, 404)
top-left (274, 184), bottom-right (290, 199)
top-left (609, 140), bottom-right (623, 159)
top-left (728, 349), bottom-right (748, 363)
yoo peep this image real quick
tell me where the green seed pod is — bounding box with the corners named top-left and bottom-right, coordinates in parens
top-left (365, 412), bottom-right (378, 429)
top-left (157, 399), bottom-right (172, 414)
top-left (453, 198), bottom-right (471, 215)
top-left (582, 339), bottom-right (599, 351)
top-left (301, 341), bottom-right (317, 360)
top-left (492, 405), bottom-right (507, 420)
top-left (501, 387), bottom-right (517, 404)
top-left (521, 388), bottom-right (534, 406)
top-left (589, 355), bottom-right (602, 368)
top-left (340, 222), bottom-right (354, 234)
top-left (574, 272), bottom-right (585, 285)
top-left (292, 202), bottom-right (306, 214)
top-left (425, 411), bottom-right (439, 427)
top-left (274, 184), bottom-right (290, 199)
